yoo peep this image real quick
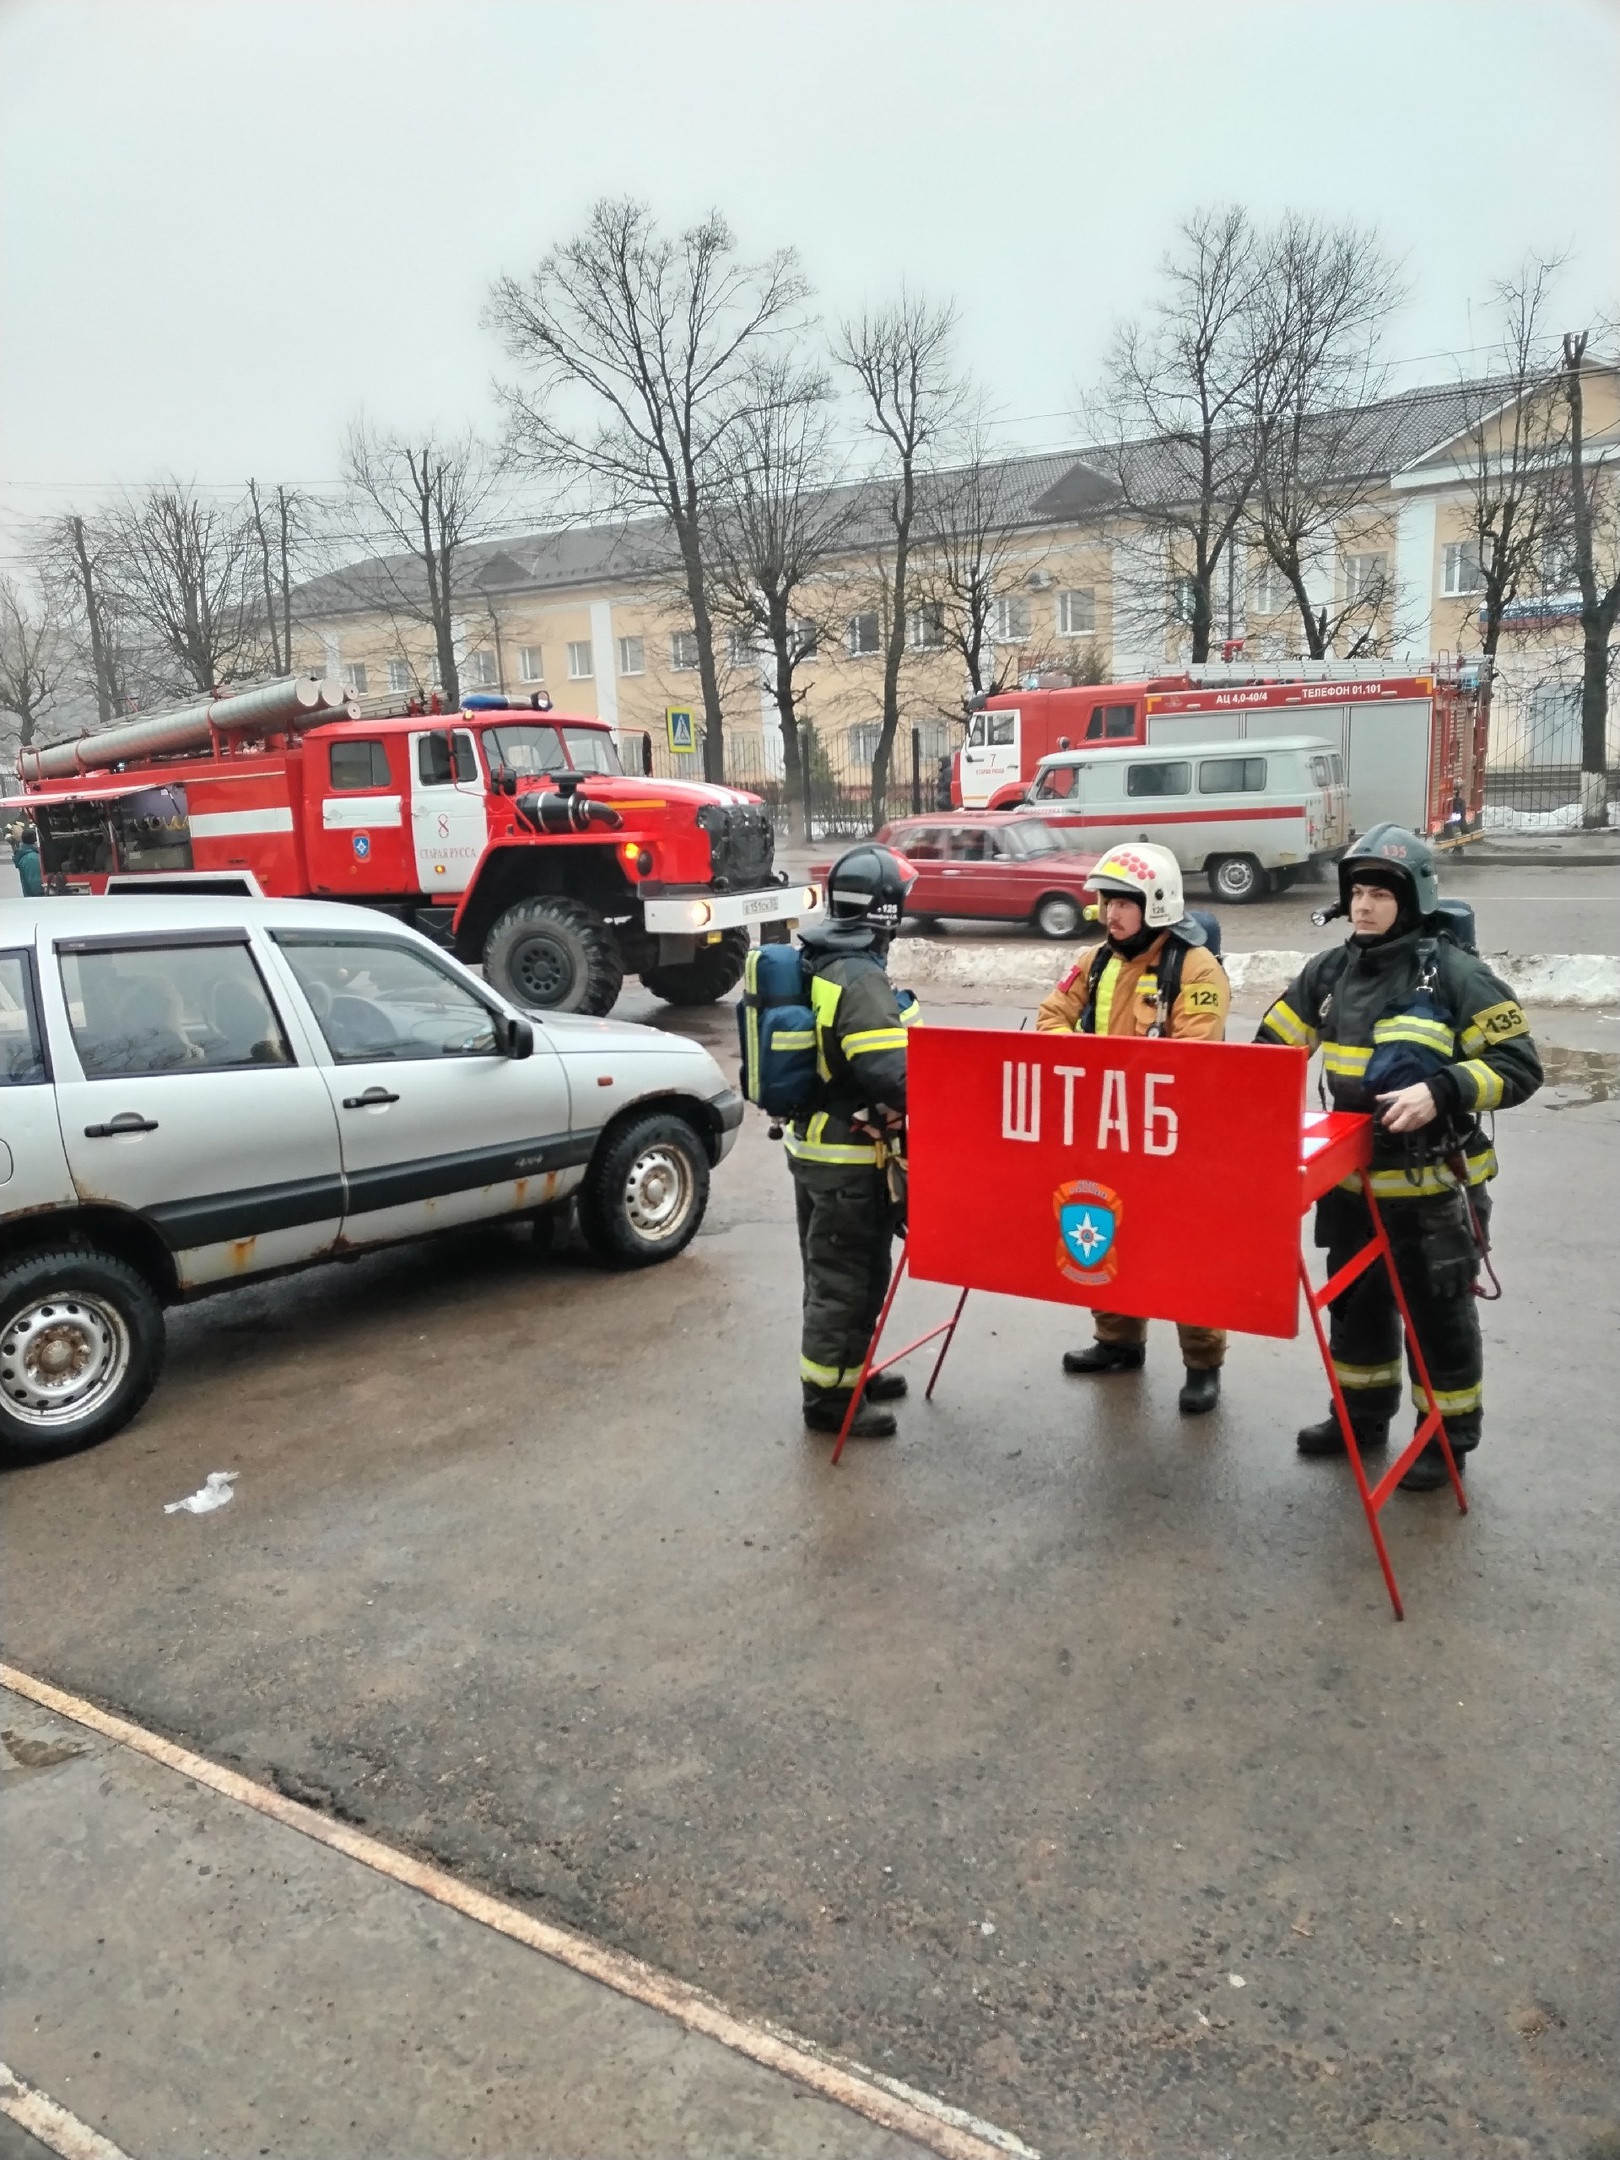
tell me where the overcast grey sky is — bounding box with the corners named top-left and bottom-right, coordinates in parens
top-left (2, 0), bottom-right (1617, 558)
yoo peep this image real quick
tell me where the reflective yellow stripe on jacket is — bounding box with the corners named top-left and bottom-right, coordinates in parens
top-left (1262, 997), bottom-right (1318, 1050)
top-left (1342, 1144), bottom-right (1499, 1198)
top-left (782, 1110), bottom-right (883, 1166)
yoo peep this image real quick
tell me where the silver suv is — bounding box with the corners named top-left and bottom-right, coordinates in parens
top-left (0, 895), bottom-right (743, 1456)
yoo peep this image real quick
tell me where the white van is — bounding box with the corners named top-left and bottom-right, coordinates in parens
top-left (1021, 734), bottom-right (1350, 903)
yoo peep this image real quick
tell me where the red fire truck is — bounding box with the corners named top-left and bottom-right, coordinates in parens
top-left (9, 677), bottom-right (816, 1016)
top-left (954, 662), bottom-right (1488, 840)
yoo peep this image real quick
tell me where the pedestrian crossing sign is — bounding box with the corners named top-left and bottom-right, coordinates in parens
top-left (665, 706), bottom-right (695, 754)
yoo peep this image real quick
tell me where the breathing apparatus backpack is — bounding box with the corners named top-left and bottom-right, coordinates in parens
top-left (737, 944), bottom-right (818, 1116)
top-left (1077, 910), bottom-right (1225, 1035)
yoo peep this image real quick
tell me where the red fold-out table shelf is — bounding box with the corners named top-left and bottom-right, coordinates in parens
top-left (830, 1034), bottom-right (1465, 1621)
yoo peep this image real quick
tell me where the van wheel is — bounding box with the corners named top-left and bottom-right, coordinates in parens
top-left (578, 1113), bottom-right (710, 1267)
top-left (1209, 854), bottom-right (1265, 904)
top-left (485, 896), bottom-right (624, 1015)
top-left (0, 1249), bottom-right (166, 1458)
top-left (1033, 892), bottom-right (1083, 940)
top-left (640, 928), bottom-right (749, 1007)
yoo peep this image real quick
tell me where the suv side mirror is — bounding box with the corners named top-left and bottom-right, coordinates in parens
top-left (501, 1014), bottom-right (535, 1059)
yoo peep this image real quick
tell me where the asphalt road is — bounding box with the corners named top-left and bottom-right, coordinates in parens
top-left (880, 859), bottom-right (1620, 958)
top-left (2, 986), bottom-right (1617, 2159)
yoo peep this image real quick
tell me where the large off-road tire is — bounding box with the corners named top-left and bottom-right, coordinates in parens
top-left (0, 1248), bottom-right (166, 1458)
top-left (577, 1112), bottom-right (710, 1268)
top-left (639, 927), bottom-right (749, 1007)
top-left (484, 896), bottom-right (624, 1016)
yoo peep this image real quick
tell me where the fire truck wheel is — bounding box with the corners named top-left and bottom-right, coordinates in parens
top-left (485, 896), bottom-right (624, 1016)
top-left (639, 928), bottom-right (750, 1007)
top-left (578, 1112), bottom-right (711, 1267)
top-left (0, 1248), bottom-right (166, 1458)
top-left (1208, 853), bottom-right (1266, 904)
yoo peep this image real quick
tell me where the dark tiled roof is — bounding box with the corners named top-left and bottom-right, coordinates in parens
top-left (294, 375), bottom-right (1516, 618)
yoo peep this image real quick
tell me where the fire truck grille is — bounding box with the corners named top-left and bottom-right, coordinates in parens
top-left (697, 801), bottom-right (774, 889)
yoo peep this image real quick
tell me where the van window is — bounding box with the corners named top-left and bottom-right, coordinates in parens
top-left (329, 740), bottom-right (392, 790)
top-left (986, 713), bottom-right (1016, 746)
top-left (1032, 765), bottom-right (1077, 801)
top-left (1126, 760), bottom-right (1191, 798)
top-left (1310, 755), bottom-right (1332, 787)
top-left (1199, 756), bottom-right (1267, 794)
top-left (1331, 753), bottom-right (1345, 783)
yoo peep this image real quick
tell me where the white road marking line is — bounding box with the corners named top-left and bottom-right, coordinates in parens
top-left (0, 1665), bottom-right (1037, 2160)
top-left (0, 2063), bottom-right (133, 2160)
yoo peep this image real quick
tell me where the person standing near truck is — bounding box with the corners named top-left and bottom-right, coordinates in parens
top-left (1256, 824), bottom-right (1541, 1489)
top-left (1036, 843), bottom-right (1230, 1414)
top-left (786, 845), bottom-right (920, 1441)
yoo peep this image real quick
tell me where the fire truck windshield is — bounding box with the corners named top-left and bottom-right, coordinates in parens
top-left (480, 723), bottom-right (622, 779)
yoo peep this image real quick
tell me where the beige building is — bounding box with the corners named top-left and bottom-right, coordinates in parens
top-left (293, 371), bottom-right (1619, 804)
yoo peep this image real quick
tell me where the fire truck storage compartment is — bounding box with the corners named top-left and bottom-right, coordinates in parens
top-left (37, 787), bottom-right (193, 881)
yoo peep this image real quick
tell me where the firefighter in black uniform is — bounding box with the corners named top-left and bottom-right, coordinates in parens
top-left (786, 845), bottom-right (921, 1440)
top-left (1257, 825), bottom-right (1541, 1488)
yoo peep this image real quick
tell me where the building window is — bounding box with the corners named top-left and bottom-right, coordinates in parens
top-left (342, 661), bottom-right (368, 694)
top-left (617, 636), bottom-right (644, 676)
top-left (847, 722), bottom-right (882, 764)
top-left (1344, 551), bottom-right (1388, 603)
top-left (907, 603), bottom-right (945, 650)
top-left (518, 645), bottom-right (544, 682)
top-left (1251, 559), bottom-right (1289, 615)
top-left (1442, 541), bottom-right (1483, 596)
top-left (1541, 537), bottom-right (1576, 592)
top-left (726, 628), bottom-right (758, 669)
top-left (387, 658), bottom-right (413, 695)
top-left (1056, 588), bottom-right (1095, 636)
top-left (567, 640), bottom-right (594, 680)
top-left (991, 595), bottom-right (1031, 644)
top-left (846, 612), bottom-right (881, 657)
top-left (793, 617), bottom-right (819, 658)
top-left (670, 630), bottom-right (700, 671)
top-left (465, 650), bottom-right (499, 688)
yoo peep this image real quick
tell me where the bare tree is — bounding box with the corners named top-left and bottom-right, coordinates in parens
top-left (31, 512), bottom-right (127, 723)
top-left (97, 483), bottom-right (259, 695)
top-left (705, 357), bottom-right (851, 841)
top-left (247, 480), bottom-right (315, 677)
top-left (1446, 257), bottom-right (1571, 777)
top-left (1559, 331), bottom-right (1620, 827)
top-left (835, 292), bottom-right (963, 822)
top-left (1245, 217), bottom-right (1404, 658)
top-left (916, 399), bottom-right (1053, 699)
top-left (0, 576), bottom-right (69, 751)
top-left (488, 199), bottom-right (808, 783)
top-left (1088, 207), bottom-right (1278, 664)
top-left (342, 423), bottom-right (506, 708)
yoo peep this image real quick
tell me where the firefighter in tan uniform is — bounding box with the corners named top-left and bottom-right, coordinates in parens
top-left (1036, 844), bottom-right (1230, 1413)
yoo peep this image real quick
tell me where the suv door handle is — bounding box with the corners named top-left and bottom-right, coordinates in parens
top-left (84, 1112), bottom-right (160, 1138)
top-left (342, 1087), bottom-right (401, 1109)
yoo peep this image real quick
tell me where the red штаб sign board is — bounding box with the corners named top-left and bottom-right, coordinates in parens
top-left (906, 1029), bottom-right (1310, 1339)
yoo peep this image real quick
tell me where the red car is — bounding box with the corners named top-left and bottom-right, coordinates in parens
top-left (813, 815), bottom-right (1100, 939)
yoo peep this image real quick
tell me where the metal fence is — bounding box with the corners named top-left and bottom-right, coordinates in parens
top-left (1482, 677), bottom-right (1620, 828)
top-left (639, 722), bottom-right (957, 840)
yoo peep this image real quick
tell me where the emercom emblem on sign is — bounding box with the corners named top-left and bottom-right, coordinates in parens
top-left (1054, 1177), bottom-right (1124, 1287)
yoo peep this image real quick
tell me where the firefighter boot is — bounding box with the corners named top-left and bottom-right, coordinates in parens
top-left (1399, 1416), bottom-right (1478, 1493)
top-left (1062, 1342), bottom-right (1146, 1376)
top-left (1178, 1367), bottom-right (1221, 1415)
top-left (1296, 1413), bottom-right (1390, 1458)
top-left (862, 1369), bottom-right (909, 1402)
top-left (803, 1387), bottom-right (897, 1440)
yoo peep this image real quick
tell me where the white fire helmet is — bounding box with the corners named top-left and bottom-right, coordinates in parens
top-left (1088, 843), bottom-right (1184, 931)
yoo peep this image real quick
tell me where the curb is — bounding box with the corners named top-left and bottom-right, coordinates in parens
top-left (896, 942), bottom-right (1620, 1008)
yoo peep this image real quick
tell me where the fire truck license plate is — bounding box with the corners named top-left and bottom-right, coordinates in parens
top-left (743, 894), bottom-right (779, 916)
